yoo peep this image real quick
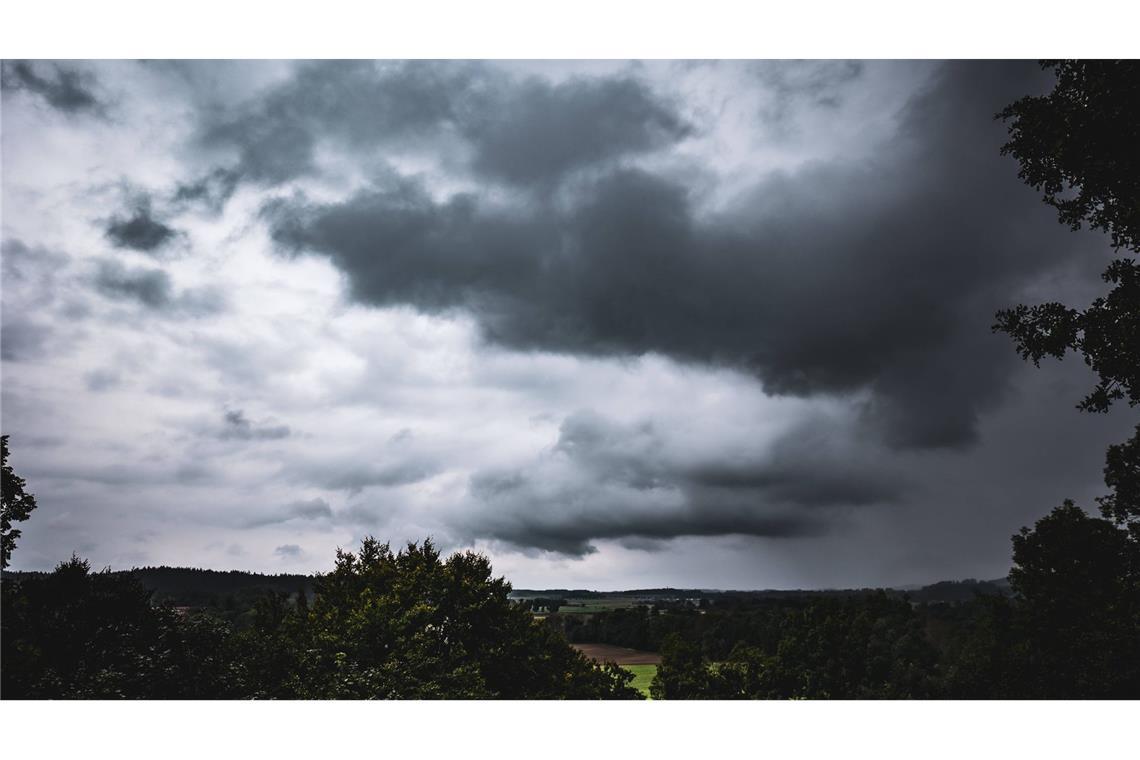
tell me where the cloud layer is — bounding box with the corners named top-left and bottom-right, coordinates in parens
top-left (1, 60), bottom-right (1131, 587)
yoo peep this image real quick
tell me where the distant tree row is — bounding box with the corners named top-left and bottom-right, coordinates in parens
top-left (630, 502), bottom-right (1138, 699)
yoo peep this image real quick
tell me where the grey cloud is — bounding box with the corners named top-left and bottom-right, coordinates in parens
top-left (195, 60), bottom-right (688, 190)
top-left (291, 459), bottom-right (437, 493)
top-left (274, 544), bottom-right (304, 559)
top-left (2, 239), bottom-right (70, 284)
top-left (199, 60), bottom-right (469, 184)
top-left (753, 60), bottom-right (865, 129)
top-left (1, 321), bottom-right (54, 361)
top-left (1, 60), bottom-right (103, 115)
top-left (389, 428), bottom-right (414, 444)
top-left (218, 409), bottom-right (291, 441)
top-left (265, 61), bottom-right (1076, 450)
top-left (459, 75), bottom-right (691, 186)
top-left (462, 410), bottom-right (891, 556)
top-left (171, 168), bottom-right (241, 213)
top-left (682, 418), bottom-right (904, 509)
top-left (1, 240), bottom-right (73, 361)
top-left (22, 461), bottom-right (211, 488)
top-left (93, 259), bottom-right (225, 316)
top-left (94, 260), bottom-right (173, 308)
top-left (468, 471), bottom-right (826, 557)
top-left (244, 498), bottom-right (333, 528)
top-left (104, 200), bottom-right (180, 253)
top-left (84, 369), bottom-right (121, 392)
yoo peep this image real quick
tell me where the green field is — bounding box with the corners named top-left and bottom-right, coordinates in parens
top-left (554, 598), bottom-right (641, 614)
top-left (622, 664), bottom-right (657, 698)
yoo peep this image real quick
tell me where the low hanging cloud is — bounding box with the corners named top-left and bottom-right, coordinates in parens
top-left (461, 409), bottom-right (901, 556)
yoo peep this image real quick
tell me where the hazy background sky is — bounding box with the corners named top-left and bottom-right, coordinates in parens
top-left (1, 59), bottom-right (1131, 588)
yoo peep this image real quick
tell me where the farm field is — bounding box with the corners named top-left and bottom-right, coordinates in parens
top-left (554, 598), bottom-right (643, 614)
top-left (572, 643), bottom-right (661, 699)
top-left (622, 664), bottom-right (657, 698)
top-left (572, 642), bottom-right (662, 664)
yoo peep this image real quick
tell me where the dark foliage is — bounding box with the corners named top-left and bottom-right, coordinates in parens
top-left (942, 503), bottom-right (1140, 698)
top-left (224, 538), bottom-right (639, 699)
top-left (551, 503), bottom-right (1139, 699)
top-left (997, 60), bottom-right (1140, 253)
top-left (2, 538), bottom-right (639, 700)
top-left (1, 435), bottom-right (38, 570)
top-left (650, 633), bottom-right (715, 699)
top-left (1, 556), bottom-right (237, 698)
top-left (1099, 423), bottom-right (1140, 533)
top-left (643, 594), bottom-right (939, 699)
top-left (994, 59), bottom-right (1140, 530)
top-left (994, 259), bottom-right (1140, 414)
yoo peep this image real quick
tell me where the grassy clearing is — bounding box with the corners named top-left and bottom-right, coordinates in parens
top-left (622, 664), bottom-right (657, 698)
top-left (555, 598), bottom-right (641, 614)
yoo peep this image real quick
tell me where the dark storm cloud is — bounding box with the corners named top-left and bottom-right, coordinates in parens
top-left (562, 410), bottom-right (902, 508)
top-left (104, 200), bottom-right (180, 253)
top-left (478, 505), bottom-right (823, 557)
top-left (460, 75), bottom-right (691, 186)
top-left (218, 409), bottom-right (291, 441)
top-left (195, 60), bottom-right (689, 189)
top-left (463, 410), bottom-right (893, 556)
top-left (1, 60), bottom-right (103, 115)
top-left (468, 462), bottom-right (827, 556)
top-left (265, 61), bottom-right (1073, 450)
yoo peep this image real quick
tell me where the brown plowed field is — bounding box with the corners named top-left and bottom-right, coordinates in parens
top-left (572, 643), bottom-right (662, 665)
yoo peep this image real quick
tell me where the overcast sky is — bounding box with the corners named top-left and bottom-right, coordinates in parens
top-left (1, 60), bottom-right (1131, 589)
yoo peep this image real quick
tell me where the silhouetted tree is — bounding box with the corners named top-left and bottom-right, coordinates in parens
top-left (1007, 501), bottom-right (1140, 697)
top-left (1099, 423), bottom-right (1140, 538)
top-left (1, 435), bottom-right (38, 569)
top-left (997, 61), bottom-right (1140, 254)
top-left (994, 60), bottom-right (1140, 527)
top-left (942, 502), bottom-right (1140, 698)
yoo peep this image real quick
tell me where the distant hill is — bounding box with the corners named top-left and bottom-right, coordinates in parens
top-left (3, 566), bottom-right (313, 606)
top-left (512, 577), bottom-right (1013, 605)
top-left (903, 577), bottom-right (1011, 603)
top-left (4, 568), bottom-right (1010, 607)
